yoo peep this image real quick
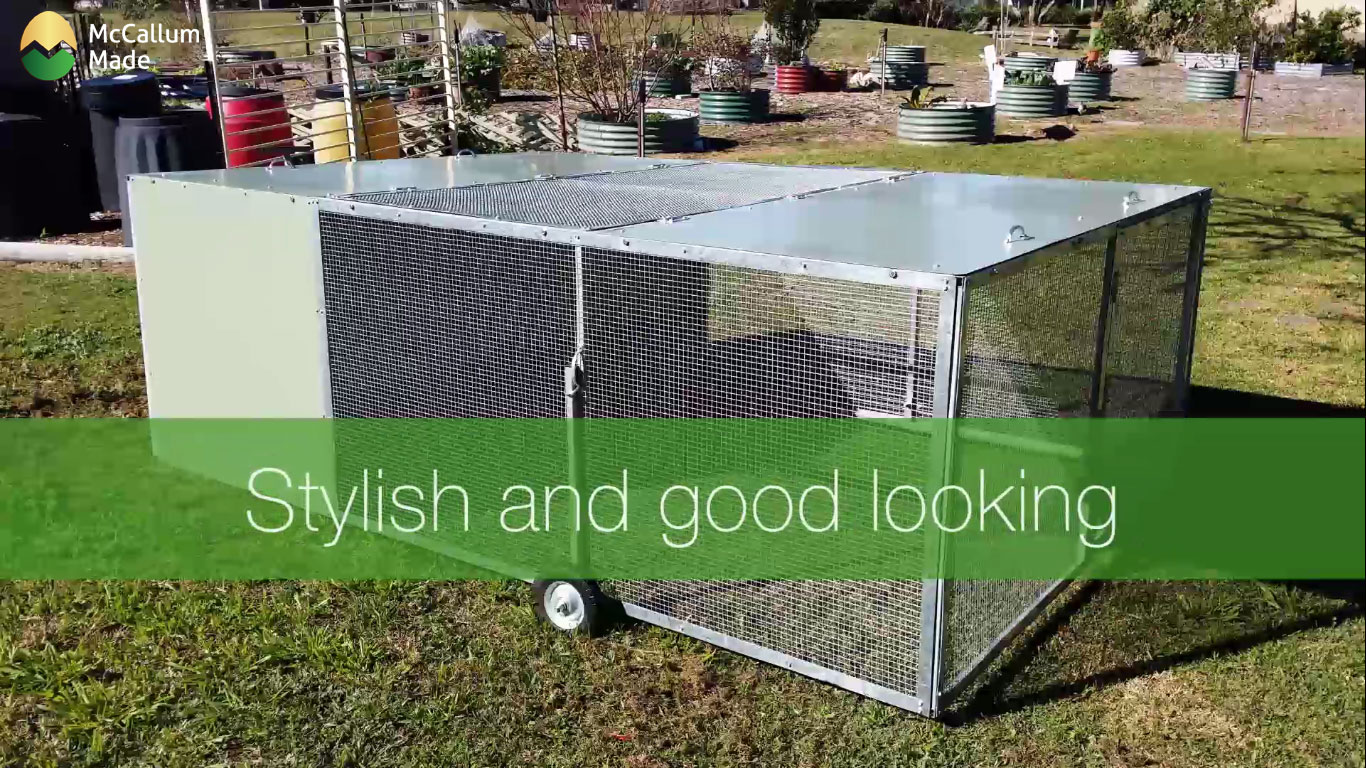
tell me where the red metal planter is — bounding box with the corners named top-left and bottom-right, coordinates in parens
top-left (774, 65), bottom-right (811, 94)
top-left (811, 68), bottom-right (847, 92)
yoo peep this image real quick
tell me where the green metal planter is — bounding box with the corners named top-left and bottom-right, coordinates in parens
top-left (996, 83), bottom-right (1068, 118)
top-left (896, 102), bottom-right (994, 144)
top-left (868, 60), bottom-right (929, 89)
top-left (1068, 71), bottom-right (1112, 101)
top-left (698, 89), bottom-right (771, 124)
top-left (1184, 68), bottom-right (1238, 101)
top-left (1003, 55), bottom-right (1055, 71)
top-left (637, 69), bottom-right (692, 97)
top-left (884, 45), bottom-right (926, 64)
top-left (576, 109), bottom-right (699, 155)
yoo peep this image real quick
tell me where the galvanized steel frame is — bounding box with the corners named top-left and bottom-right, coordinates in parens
top-left (305, 169), bottom-right (1210, 719)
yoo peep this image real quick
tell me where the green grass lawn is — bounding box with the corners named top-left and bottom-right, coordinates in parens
top-left (2, 129), bottom-right (1363, 766)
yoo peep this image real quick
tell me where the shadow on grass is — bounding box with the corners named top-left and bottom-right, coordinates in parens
top-left (1188, 385), bottom-right (1365, 417)
top-left (946, 581), bottom-right (1362, 726)
top-left (994, 125), bottom-right (1077, 144)
top-left (1208, 193), bottom-right (1366, 265)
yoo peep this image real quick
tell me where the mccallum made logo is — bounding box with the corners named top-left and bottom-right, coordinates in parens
top-left (19, 11), bottom-right (77, 81)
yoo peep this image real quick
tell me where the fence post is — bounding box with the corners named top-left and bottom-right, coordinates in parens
top-left (435, 0), bottom-right (461, 154)
top-left (332, 0), bottom-right (360, 161)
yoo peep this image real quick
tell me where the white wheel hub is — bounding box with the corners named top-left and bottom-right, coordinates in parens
top-left (545, 582), bottom-right (586, 631)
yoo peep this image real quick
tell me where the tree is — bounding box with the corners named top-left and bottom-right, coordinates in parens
top-left (764, 0), bottom-right (820, 63)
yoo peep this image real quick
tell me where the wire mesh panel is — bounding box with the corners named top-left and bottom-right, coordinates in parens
top-left (582, 246), bottom-right (942, 709)
top-left (345, 163), bottom-right (902, 230)
top-left (1102, 205), bottom-right (1198, 416)
top-left (943, 236), bottom-right (1110, 694)
top-left (957, 237), bottom-right (1109, 418)
top-left (318, 212), bottom-right (575, 417)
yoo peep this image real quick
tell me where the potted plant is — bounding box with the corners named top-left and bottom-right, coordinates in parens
top-left (460, 45), bottom-right (506, 102)
top-left (1153, 0), bottom-right (1272, 68)
top-left (811, 61), bottom-right (848, 92)
top-left (766, 0), bottom-right (820, 93)
top-left (501, 2), bottom-right (698, 154)
top-left (1274, 7), bottom-right (1360, 77)
top-left (1184, 62), bottom-right (1240, 100)
top-left (1094, 0), bottom-right (1146, 66)
top-left (637, 50), bottom-right (694, 97)
top-left (996, 68), bottom-right (1068, 118)
top-left (896, 85), bottom-right (994, 144)
top-left (694, 26), bottom-right (771, 124)
top-left (1069, 57), bottom-right (1115, 101)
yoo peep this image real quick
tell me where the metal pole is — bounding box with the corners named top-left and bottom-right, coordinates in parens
top-left (879, 28), bottom-right (887, 101)
top-left (200, 0), bottom-right (231, 167)
top-left (436, 0), bottom-right (461, 154)
top-left (547, 1), bottom-right (570, 151)
top-left (636, 78), bottom-right (646, 157)
top-left (332, 0), bottom-right (360, 161)
top-left (1240, 41), bottom-right (1258, 142)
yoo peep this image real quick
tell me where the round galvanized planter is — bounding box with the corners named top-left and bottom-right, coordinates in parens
top-left (774, 65), bottom-right (810, 94)
top-left (1107, 48), bottom-right (1145, 67)
top-left (996, 83), bottom-right (1068, 118)
top-left (1184, 68), bottom-right (1238, 101)
top-left (638, 70), bottom-right (692, 97)
top-left (698, 89), bottom-right (771, 124)
top-left (896, 103), bottom-right (994, 144)
top-left (576, 109), bottom-right (699, 155)
top-left (868, 60), bottom-right (929, 89)
top-left (1068, 71), bottom-right (1112, 101)
top-left (1003, 55), bottom-right (1055, 71)
top-left (884, 45), bottom-right (926, 64)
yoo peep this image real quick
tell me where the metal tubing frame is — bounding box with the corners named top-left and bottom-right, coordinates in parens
top-left (297, 165), bottom-right (1212, 718)
top-left (434, 0), bottom-right (461, 155)
top-left (1171, 192), bottom-right (1212, 413)
top-left (332, 0), bottom-right (360, 161)
top-left (201, 0), bottom-right (231, 165)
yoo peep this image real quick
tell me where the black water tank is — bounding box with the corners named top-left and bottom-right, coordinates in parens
top-left (82, 70), bottom-right (161, 212)
top-left (115, 109), bottom-right (221, 246)
top-left (0, 113), bottom-right (89, 240)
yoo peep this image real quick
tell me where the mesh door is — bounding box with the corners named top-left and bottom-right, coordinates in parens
top-left (1102, 206), bottom-right (1197, 416)
top-left (583, 247), bottom-right (943, 706)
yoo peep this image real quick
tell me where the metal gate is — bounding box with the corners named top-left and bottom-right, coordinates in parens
top-left (201, 0), bottom-right (460, 167)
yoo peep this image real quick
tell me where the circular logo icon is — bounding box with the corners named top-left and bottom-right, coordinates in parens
top-left (20, 12), bottom-right (78, 81)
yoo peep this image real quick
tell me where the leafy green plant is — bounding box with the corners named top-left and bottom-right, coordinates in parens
top-left (460, 45), bottom-right (506, 81)
top-left (898, 84), bottom-right (947, 109)
top-left (374, 57), bottom-right (431, 85)
top-left (1093, 0), bottom-right (1144, 52)
top-left (764, 0), bottom-right (821, 63)
top-left (1003, 68), bottom-right (1057, 85)
top-left (113, 0), bottom-right (169, 21)
top-left (1282, 7), bottom-right (1363, 64)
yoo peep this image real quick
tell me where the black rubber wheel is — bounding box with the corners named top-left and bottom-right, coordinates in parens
top-left (532, 580), bottom-right (614, 637)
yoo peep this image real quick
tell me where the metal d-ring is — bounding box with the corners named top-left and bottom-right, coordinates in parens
top-left (1004, 224), bottom-right (1034, 245)
top-left (1123, 190), bottom-right (1144, 209)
